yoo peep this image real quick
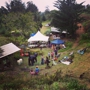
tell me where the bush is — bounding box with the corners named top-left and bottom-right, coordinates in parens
top-left (50, 82), bottom-right (60, 90)
top-left (87, 43), bottom-right (90, 48)
top-left (59, 41), bottom-right (73, 52)
top-left (66, 41), bottom-right (73, 47)
top-left (13, 52), bottom-right (21, 60)
top-left (67, 79), bottom-right (87, 90)
top-left (43, 84), bottom-right (50, 90)
top-left (81, 33), bottom-right (90, 40)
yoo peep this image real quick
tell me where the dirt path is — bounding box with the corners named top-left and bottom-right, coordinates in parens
top-left (73, 23), bottom-right (85, 48)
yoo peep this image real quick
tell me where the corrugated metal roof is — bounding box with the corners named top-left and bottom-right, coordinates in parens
top-left (0, 43), bottom-right (20, 58)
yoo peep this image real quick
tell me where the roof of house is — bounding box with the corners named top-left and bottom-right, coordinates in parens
top-left (0, 43), bottom-right (20, 58)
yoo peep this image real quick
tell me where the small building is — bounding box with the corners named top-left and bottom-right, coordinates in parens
top-left (0, 43), bottom-right (20, 71)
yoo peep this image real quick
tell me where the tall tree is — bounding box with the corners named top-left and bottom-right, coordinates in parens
top-left (26, 1), bottom-right (42, 30)
top-left (15, 12), bottom-right (37, 38)
top-left (85, 4), bottom-right (90, 13)
top-left (0, 6), bottom-right (8, 14)
top-left (0, 12), bottom-right (38, 38)
top-left (51, 0), bottom-right (84, 38)
top-left (44, 6), bottom-right (51, 20)
top-left (0, 6), bottom-right (8, 34)
top-left (26, 1), bottom-right (38, 13)
top-left (5, 0), bottom-right (25, 13)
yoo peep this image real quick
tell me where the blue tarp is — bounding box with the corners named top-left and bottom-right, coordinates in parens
top-left (30, 33), bottom-right (36, 37)
top-left (51, 39), bottom-right (65, 44)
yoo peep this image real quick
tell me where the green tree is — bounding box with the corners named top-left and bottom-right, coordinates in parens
top-left (85, 4), bottom-right (90, 13)
top-left (1, 12), bottom-right (38, 38)
top-left (0, 0), bottom-right (41, 38)
top-left (44, 6), bottom-right (51, 20)
top-left (26, 1), bottom-right (42, 30)
top-left (41, 13), bottom-right (46, 21)
top-left (0, 6), bottom-right (8, 14)
top-left (51, 0), bottom-right (84, 38)
top-left (14, 12), bottom-right (37, 38)
top-left (0, 6), bottom-right (8, 34)
top-left (26, 1), bottom-right (38, 13)
top-left (5, 0), bottom-right (25, 13)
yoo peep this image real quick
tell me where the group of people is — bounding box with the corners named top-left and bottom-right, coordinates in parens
top-left (30, 66), bottom-right (39, 75)
top-left (40, 55), bottom-right (50, 66)
top-left (40, 46), bottom-right (59, 67)
top-left (29, 44), bottom-right (60, 75)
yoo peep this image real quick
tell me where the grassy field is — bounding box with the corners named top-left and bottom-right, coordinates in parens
top-left (19, 21), bottom-right (90, 88)
top-left (0, 21), bottom-right (90, 89)
top-left (12, 42), bottom-right (90, 89)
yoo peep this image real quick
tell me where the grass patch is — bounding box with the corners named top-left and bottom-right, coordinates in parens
top-left (40, 26), bottom-right (51, 34)
top-left (42, 20), bottom-right (50, 26)
top-left (40, 21), bottom-right (51, 34)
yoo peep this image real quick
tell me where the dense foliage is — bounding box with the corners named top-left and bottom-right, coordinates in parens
top-left (0, 70), bottom-right (88, 90)
top-left (51, 0), bottom-right (84, 38)
top-left (0, 0), bottom-right (42, 45)
top-left (0, 1), bottom-right (41, 34)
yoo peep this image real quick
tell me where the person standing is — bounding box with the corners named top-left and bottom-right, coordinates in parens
top-left (54, 48), bottom-right (58, 56)
top-left (30, 55), bottom-right (35, 66)
top-left (28, 52), bottom-right (31, 66)
top-left (41, 55), bottom-right (44, 65)
top-left (45, 56), bottom-right (50, 67)
top-left (34, 52), bottom-right (38, 62)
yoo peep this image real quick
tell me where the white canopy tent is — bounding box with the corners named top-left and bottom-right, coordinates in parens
top-left (28, 31), bottom-right (49, 42)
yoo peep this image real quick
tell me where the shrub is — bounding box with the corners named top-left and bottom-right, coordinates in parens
top-left (43, 84), bottom-right (50, 90)
top-left (81, 33), bottom-right (90, 40)
top-left (59, 41), bottom-right (73, 52)
top-left (13, 52), bottom-right (21, 60)
top-left (67, 79), bottom-right (87, 90)
top-left (66, 41), bottom-right (73, 47)
top-left (87, 43), bottom-right (90, 48)
top-left (50, 82), bottom-right (60, 90)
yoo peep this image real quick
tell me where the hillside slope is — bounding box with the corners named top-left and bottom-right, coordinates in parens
top-left (39, 21), bottom-right (90, 88)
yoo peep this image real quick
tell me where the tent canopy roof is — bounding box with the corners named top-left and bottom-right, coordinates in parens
top-left (0, 43), bottom-right (20, 58)
top-left (28, 31), bottom-right (49, 42)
